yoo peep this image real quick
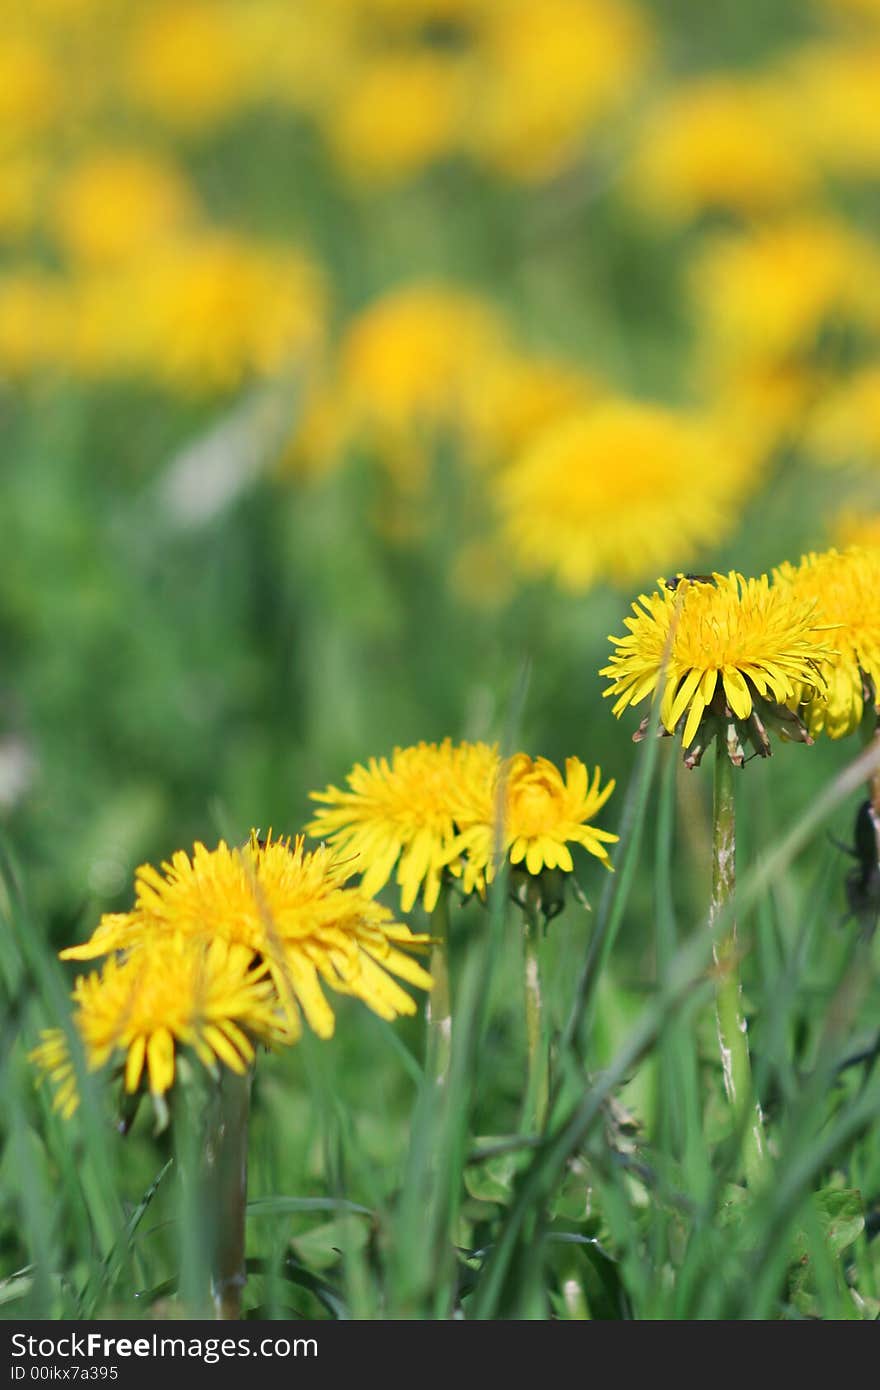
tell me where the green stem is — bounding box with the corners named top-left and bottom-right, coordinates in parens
top-left (204, 1064), bottom-right (253, 1319)
top-left (522, 887), bottom-right (549, 1131)
top-left (711, 739), bottom-right (765, 1187)
top-left (426, 883), bottom-right (452, 1086)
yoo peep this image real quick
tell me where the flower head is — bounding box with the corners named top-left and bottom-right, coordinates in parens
top-left (31, 935), bottom-right (284, 1112)
top-left (60, 834), bottom-right (432, 1041)
top-left (450, 754), bottom-right (618, 897)
top-left (627, 74), bottom-right (813, 223)
top-left (326, 52), bottom-right (467, 185)
top-left (338, 282), bottom-right (506, 455)
top-left (498, 400), bottom-right (756, 593)
top-left (691, 217), bottom-right (880, 370)
top-left (51, 149), bottom-right (198, 267)
top-left (601, 572), bottom-right (833, 764)
top-left (468, 0), bottom-right (651, 181)
top-left (307, 740), bottom-right (498, 912)
top-left (774, 547), bottom-right (880, 738)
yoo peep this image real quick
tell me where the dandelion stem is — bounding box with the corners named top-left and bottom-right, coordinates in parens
top-left (204, 1064), bottom-right (252, 1319)
top-left (711, 738), bottom-right (765, 1187)
top-left (426, 883), bottom-right (452, 1087)
top-left (522, 884), bottom-right (549, 1130)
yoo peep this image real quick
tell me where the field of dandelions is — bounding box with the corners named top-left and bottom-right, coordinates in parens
top-left (5, 0), bottom-right (880, 1324)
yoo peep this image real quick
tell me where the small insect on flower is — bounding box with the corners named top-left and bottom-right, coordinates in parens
top-left (664, 573), bottom-right (717, 590)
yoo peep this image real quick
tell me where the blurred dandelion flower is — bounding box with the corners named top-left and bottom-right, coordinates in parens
top-left (774, 547), bottom-right (880, 738)
top-left (469, 0), bottom-right (652, 181)
top-left (126, 1), bottom-right (252, 131)
top-left (0, 35), bottom-right (60, 141)
top-left (60, 834), bottom-right (432, 1041)
top-left (802, 366), bottom-right (880, 470)
top-left (308, 740), bottom-right (498, 912)
top-left (601, 572), bottom-right (833, 764)
top-left (29, 1029), bottom-right (79, 1120)
top-left (52, 149), bottom-right (198, 267)
top-left (463, 350), bottom-right (599, 464)
top-left (627, 74), bottom-right (814, 222)
top-left (691, 216), bottom-right (880, 368)
top-left (787, 41), bottom-right (880, 181)
top-left (450, 754), bottom-right (618, 894)
top-left (832, 509), bottom-right (880, 550)
top-left (326, 52), bottom-right (467, 185)
top-left (498, 400), bottom-right (754, 593)
top-left (338, 282), bottom-right (506, 459)
top-left (72, 233), bottom-right (326, 393)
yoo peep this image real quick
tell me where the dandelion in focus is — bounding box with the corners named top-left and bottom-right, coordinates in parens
top-left (307, 739), bottom-right (498, 913)
top-left (600, 571), bottom-right (832, 765)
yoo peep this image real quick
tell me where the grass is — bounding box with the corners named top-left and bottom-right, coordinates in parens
top-left (3, 593), bottom-right (880, 1318)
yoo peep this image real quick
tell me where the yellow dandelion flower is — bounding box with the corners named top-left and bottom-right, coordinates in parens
top-left (819, 0), bottom-right (880, 21)
top-left (325, 52), bottom-right (467, 185)
top-left (786, 42), bottom-right (880, 181)
top-left (32, 936), bottom-right (283, 1110)
top-left (832, 509), bottom-right (880, 550)
top-left (60, 835), bottom-right (431, 1040)
top-left (67, 233), bottom-right (326, 393)
top-left (450, 753), bottom-right (618, 892)
top-left (802, 365), bottom-right (880, 469)
top-left (52, 149), bottom-right (199, 267)
top-left (29, 1029), bottom-right (79, 1120)
top-left (498, 399), bottom-right (755, 593)
top-left (463, 349), bottom-right (599, 465)
top-left (774, 547), bottom-right (880, 738)
top-left (469, 0), bottom-right (651, 182)
top-left (126, 1), bottom-right (252, 131)
top-left (339, 281), bottom-right (506, 440)
top-left (691, 216), bottom-right (880, 369)
top-left (600, 572), bottom-right (833, 763)
top-left (0, 35), bottom-right (60, 142)
top-left (308, 740), bottom-right (499, 912)
top-left (627, 74), bottom-right (814, 222)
